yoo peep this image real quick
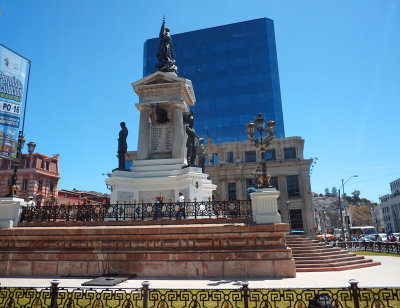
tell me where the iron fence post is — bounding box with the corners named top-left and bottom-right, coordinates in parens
top-left (142, 280), bottom-right (150, 308)
top-left (50, 279), bottom-right (60, 308)
top-left (241, 281), bottom-right (249, 308)
top-left (349, 279), bottom-right (359, 308)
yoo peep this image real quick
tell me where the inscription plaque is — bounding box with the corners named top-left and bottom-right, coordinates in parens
top-left (151, 125), bottom-right (172, 153)
top-left (117, 191), bottom-right (134, 203)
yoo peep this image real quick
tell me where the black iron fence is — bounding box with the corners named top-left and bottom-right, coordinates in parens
top-left (1, 280), bottom-right (399, 308)
top-left (337, 240), bottom-right (400, 255)
top-left (20, 200), bottom-right (252, 223)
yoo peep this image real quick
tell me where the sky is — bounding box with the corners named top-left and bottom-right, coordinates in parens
top-left (0, 1), bottom-right (399, 203)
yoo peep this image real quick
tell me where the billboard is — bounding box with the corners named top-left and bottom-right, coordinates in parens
top-left (0, 44), bottom-right (30, 159)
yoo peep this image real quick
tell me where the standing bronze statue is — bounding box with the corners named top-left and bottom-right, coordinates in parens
top-left (184, 111), bottom-right (199, 166)
top-left (196, 138), bottom-right (208, 173)
top-left (118, 122), bottom-right (128, 170)
top-left (156, 17), bottom-right (178, 74)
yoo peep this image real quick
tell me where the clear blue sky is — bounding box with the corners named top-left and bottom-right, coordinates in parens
top-left (0, 1), bottom-right (399, 202)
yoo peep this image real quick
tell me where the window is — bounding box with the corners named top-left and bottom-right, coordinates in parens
top-left (65, 194), bottom-right (68, 198)
top-left (284, 147), bottom-right (296, 160)
top-left (270, 176), bottom-right (279, 190)
top-left (228, 183), bottom-right (237, 200)
top-left (289, 209), bottom-right (304, 230)
top-left (265, 149), bottom-right (276, 161)
top-left (212, 153), bottom-right (218, 165)
top-left (227, 152), bottom-right (234, 164)
top-left (50, 183), bottom-right (54, 193)
top-left (38, 180), bottom-right (43, 191)
top-left (45, 161), bottom-right (50, 170)
top-left (286, 175), bottom-right (300, 197)
top-left (245, 151), bottom-right (256, 162)
top-left (26, 158), bottom-right (31, 168)
top-left (22, 179), bottom-right (28, 191)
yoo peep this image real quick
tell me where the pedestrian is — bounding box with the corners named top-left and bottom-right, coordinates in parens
top-left (153, 197), bottom-right (162, 220)
top-left (27, 196), bottom-right (36, 222)
top-left (176, 192), bottom-right (185, 219)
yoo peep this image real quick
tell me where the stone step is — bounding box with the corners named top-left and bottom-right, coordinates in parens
top-left (296, 261), bottom-right (381, 272)
top-left (293, 255), bottom-right (364, 263)
top-left (295, 258), bottom-right (373, 268)
top-left (285, 235), bottom-right (381, 272)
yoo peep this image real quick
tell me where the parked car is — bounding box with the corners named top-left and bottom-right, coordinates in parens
top-left (376, 233), bottom-right (388, 242)
top-left (359, 234), bottom-right (375, 242)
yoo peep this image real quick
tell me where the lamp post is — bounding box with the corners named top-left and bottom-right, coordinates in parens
top-left (5, 133), bottom-right (36, 197)
top-left (245, 113), bottom-right (276, 188)
top-left (338, 175), bottom-right (358, 241)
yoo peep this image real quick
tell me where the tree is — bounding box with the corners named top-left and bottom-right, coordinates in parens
top-left (332, 187), bottom-right (338, 196)
top-left (352, 190), bottom-right (361, 204)
top-left (325, 188), bottom-right (330, 196)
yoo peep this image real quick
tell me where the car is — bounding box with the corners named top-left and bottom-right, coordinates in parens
top-left (376, 233), bottom-right (388, 242)
top-left (359, 234), bottom-right (375, 242)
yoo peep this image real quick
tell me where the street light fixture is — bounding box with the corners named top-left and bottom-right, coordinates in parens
top-left (245, 113), bottom-right (276, 188)
top-left (5, 134), bottom-right (36, 197)
top-left (338, 175), bottom-right (358, 241)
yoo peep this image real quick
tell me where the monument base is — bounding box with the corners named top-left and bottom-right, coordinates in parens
top-left (0, 197), bottom-right (26, 228)
top-left (251, 188), bottom-right (282, 224)
top-left (0, 223), bottom-right (295, 278)
top-left (106, 158), bottom-right (216, 203)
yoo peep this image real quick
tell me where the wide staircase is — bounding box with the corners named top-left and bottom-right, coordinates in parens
top-left (286, 235), bottom-right (381, 272)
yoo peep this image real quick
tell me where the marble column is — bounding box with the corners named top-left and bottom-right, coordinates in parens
top-left (172, 107), bottom-right (184, 159)
top-left (137, 109), bottom-right (150, 160)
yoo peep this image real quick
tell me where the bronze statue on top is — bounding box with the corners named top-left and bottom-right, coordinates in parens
top-left (156, 17), bottom-right (178, 74)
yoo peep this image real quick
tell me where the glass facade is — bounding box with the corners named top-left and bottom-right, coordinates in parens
top-left (144, 18), bottom-right (285, 144)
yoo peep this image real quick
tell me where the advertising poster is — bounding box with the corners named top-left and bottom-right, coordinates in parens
top-left (0, 44), bottom-right (30, 159)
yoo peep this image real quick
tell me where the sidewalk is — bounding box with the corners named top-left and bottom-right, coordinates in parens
top-left (1, 256), bottom-right (399, 289)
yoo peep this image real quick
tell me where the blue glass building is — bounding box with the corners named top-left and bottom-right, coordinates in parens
top-left (143, 18), bottom-right (285, 143)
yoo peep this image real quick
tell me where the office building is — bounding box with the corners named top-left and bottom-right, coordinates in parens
top-left (144, 17), bottom-right (285, 143)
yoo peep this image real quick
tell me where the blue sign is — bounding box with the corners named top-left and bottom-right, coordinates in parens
top-left (0, 45), bottom-right (30, 159)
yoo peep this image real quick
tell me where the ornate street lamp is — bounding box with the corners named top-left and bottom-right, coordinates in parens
top-left (245, 113), bottom-right (276, 189)
top-left (6, 133), bottom-right (36, 197)
top-left (27, 142), bottom-right (36, 155)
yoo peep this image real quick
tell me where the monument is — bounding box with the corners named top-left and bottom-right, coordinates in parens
top-left (106, 19), bottom-right (216, 203)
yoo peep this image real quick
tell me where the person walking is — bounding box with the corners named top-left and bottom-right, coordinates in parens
top-left (176, 192), bottom-right (185, 219)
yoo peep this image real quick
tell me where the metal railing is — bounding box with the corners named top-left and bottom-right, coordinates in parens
top-left (20, 200), bottom-right (252, 223)
top-left (337, 240), bottom-right (400, 255)
top-left (0, 280), bottom-right (399, 308)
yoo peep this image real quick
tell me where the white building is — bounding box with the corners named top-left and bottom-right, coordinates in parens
top-left (379, 178), bottom-right (400, 233)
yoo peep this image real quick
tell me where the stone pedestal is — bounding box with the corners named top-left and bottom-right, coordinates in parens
top-left (250, 188), bottom-right (282, 224)
top-left (0, 197), bottom-right (26, 228)
top-left (108, 70), bottom-right (217, 203)
top-left (107, 161), bottom-right (215, 203)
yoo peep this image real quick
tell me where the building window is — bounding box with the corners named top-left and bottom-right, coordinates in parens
top-left (270, 176), bottom-right (279, 190)
top-left (212, 153), bottom-right (218, 165)
top-left (50, 183), bottom-right (54, 193)
top-left (26, 158), bottom-right (31, 168)
top-left (245, 151), bottom-right (256, 162)
top-left (45, 161), bottom-right (50, 170)
top-left (265, 149), bottom-right (276, 161)
top-left (227, 152), bottom-right (234, 164)
top-left (284, 147), bottom-right (296, 160)
top-left (289, 209), bottom-right (304, 230)
top-left (228, 183), bottom-right (237, 200)
top-left (65, 194), bottom-right (68, 198)
top-left (286, 175), bottom-right (300, 197)
top-left (38, 180), bottom-right (43, 191)
top-left (22, 179), bottom-right (28, 191)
